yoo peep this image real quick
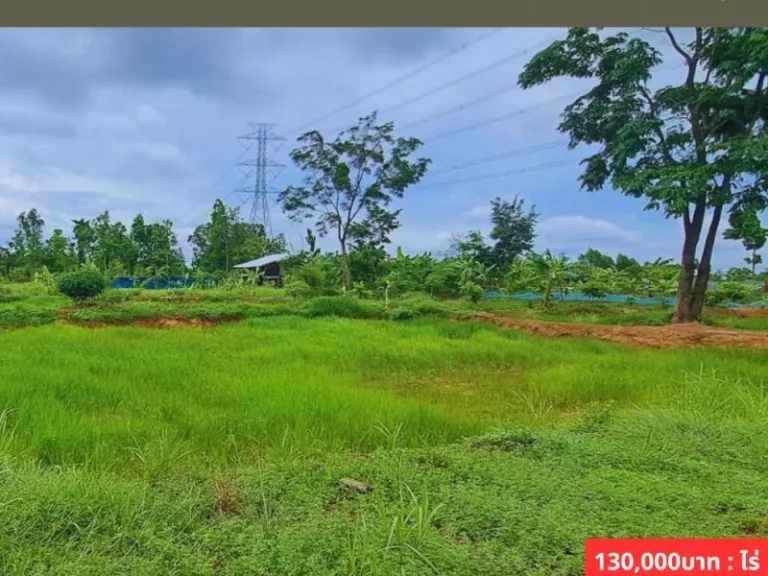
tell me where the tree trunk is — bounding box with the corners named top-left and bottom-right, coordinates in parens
top-left (673, 199), bottom-right (707, 323)
top-left (339, 241), bottom-right (352, 291)
top-left (689, 203), bottom-right (723, 319)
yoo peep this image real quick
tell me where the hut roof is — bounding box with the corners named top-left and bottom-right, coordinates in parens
top-left (233, 253), bottom-right (291, 269)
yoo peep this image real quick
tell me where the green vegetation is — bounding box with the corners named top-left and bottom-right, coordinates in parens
top-left (518, 27), bottom-right (768, 322)
top-left (1, 315), bottom-right (768, 574)
top-left (56, 266), bottom-right (107, 303)
top-left (1, 25), bottom-right (767, 576)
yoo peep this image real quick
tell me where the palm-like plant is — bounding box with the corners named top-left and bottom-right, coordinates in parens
top-left (504, 257), bottom-right (539, 294)
top-left (531, 250), bottom-right (570, 310)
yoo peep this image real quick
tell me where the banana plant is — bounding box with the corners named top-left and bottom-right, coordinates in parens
top-left (532, 250), bottom-right (570, 310)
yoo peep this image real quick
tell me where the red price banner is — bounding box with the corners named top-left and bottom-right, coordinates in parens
top-left (586, 539), bottom-right (767, 576)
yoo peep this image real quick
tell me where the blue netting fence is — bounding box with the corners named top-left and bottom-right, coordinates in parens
top-left (483, 291), bottom-right (768, 309)
top-left (111, 277), bottom-right (203, 290)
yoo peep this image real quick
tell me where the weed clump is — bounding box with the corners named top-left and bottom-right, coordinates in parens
top-left (471, 429), bottom-right (537, 452)
top-left (302, 296), bottom-right (384, 319)
top-left (0, 306), bottom-right (57, 328)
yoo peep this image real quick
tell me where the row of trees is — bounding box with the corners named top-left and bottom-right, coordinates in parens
top-left (284, 239), bottom-right (761, 307)
top-left (1, 200), bottom-right (286, 282)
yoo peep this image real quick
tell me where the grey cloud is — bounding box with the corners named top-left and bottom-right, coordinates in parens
top-left (0, 30), bottom-right (92, 107)
top-left (92, 29), bottom-right (252, 100)
top-left (339, 28), bottom-right (460, 64)
top-left (0, 110), bottom-right (78, 138)
top-left (0, 28), bottom-right (275, 108)
top-left (111, 143), bottom-right (193, 183)
top-left (0, 27), bottom-right (464, 113)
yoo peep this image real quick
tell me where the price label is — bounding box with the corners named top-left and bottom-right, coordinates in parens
top-left (586, 539), bottom-right (767, 576)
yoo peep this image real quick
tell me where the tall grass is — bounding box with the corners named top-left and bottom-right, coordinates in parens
top-left (2, 317), bottom-right (767, 475)
top-left (2, 315), bottom-right (768, 574)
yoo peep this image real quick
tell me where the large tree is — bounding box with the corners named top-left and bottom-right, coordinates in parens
top-left (724, 208), bottom-right (766, 274)
top-left (135, 218), bottom-right (186, 277)
top-left (72, 218), bottom-right (96, 264)
top-left (189, 199), bottom-right (285, 274)
top-left (44, 229), bottom-right (78, 273)
top-left (450, 230), bottom-right (493, 265)
top-left (90, 211), bottom-right (135, 275)
top-left (578, 248), bottom-right (615, 270)
top-left (8, 209), bottom-right (46, 277)
top-left (279, 112), bottom-right (430, 290)
top-left (489, 195), bottom-right (539, 269)
top-left (518, 28), bottom-right (768, 322)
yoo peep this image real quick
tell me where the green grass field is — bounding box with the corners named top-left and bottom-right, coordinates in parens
top-left (2, 306), bottom-right (768, 575)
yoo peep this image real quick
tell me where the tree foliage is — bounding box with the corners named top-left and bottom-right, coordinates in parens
top-left (518, 27), bottom-right (768, 322)
top-left (489, 195), bottom-right (539, 269)
top-left (279, 112), bottom-right (430, 289)
top-left (189, 199), bottom-right (286, 274)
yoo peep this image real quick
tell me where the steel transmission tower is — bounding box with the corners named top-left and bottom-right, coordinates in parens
top-left (235, 123), bottom-right (285, 237)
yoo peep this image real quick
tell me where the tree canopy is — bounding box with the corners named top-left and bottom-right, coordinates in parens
top-left (279, 112), bottom-right (430, 289)
top-left (189, 199), bottom-right (286, 274)
top-left (518, 27), bottom-right (768, 322)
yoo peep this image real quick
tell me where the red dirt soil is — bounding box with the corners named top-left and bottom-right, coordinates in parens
top-left (459, 312), bottom-right (768, 350)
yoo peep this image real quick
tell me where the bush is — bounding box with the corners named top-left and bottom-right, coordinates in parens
top-left (284, 280), bottom-right (312, 300)
top-left (388, 307), bottom-right (416, 321)
top-left (706, 281), bottom-right (755, 306)
top-left (460, 281), bottom-right (484, 303)
top-left (581, 281), bottom-right (608, 299)
top-left (57, 268), bottom-right (106, 303)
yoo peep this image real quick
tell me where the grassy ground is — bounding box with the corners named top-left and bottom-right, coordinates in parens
top-left (1, 314), bottom-right (768, 575)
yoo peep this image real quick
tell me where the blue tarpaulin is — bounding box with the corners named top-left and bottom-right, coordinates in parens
top-left (110, 277), bottom-right (196, 290)
top-left (482, 290), bottom-right (768, 309)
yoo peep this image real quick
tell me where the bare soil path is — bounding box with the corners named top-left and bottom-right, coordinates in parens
top-left (459, 312), bottom-right (768, 350)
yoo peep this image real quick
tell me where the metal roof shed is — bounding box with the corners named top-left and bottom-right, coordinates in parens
top-left (233, 253), bottom-right (291, 269)
top-left (233, 253), bottom-right (291, 286)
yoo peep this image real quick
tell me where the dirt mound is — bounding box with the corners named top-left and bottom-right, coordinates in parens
top-left (459, 312), bottom-right (768, 350)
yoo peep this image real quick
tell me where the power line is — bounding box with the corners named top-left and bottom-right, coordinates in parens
top-left (428, 139), bottom-right (568, 176)
top-left (379, 33), bottom-right (564, 118)
top-left (400, 81), bottom-right (524, 131)
top-left (416, 159), bottom-right (579, 190)
top-left (325, 31), bottom-right (567, 137)
top-left (423, 89), bottom-right (585, 142)
top-left (419, 58), bottom-right (683, 144)
top-left (279, 27), bottom-right (507, 139)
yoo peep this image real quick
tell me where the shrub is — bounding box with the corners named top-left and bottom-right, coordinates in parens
top-left (351, 281), bottom-right (374, 300)
top-left (284, 280), bottom-right (312, 300)
top-left (57, 268), bottom-right (106, 303)
top-left (388, 307), bottom-right (416, 321)
top-left (581, 281), bottom-right (608, 299)
top-left (460, 281), bottom-right (484, 303)
top-left (706, 281), bottom-right (755, 306)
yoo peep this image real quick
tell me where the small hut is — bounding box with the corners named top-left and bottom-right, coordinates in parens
top-left (233, 253), bottom-right (290, 286)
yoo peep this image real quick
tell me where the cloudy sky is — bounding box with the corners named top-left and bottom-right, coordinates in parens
top-left (0, 27), bottom-right (758, 268)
